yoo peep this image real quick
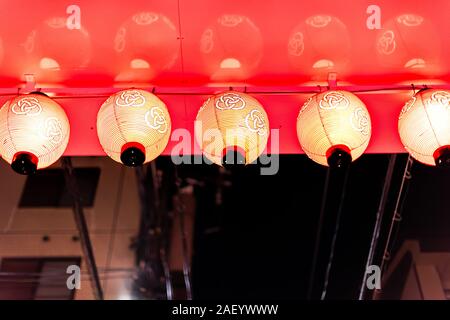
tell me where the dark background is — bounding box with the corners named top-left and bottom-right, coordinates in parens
top-left (188, 154), bottom-right (450, 299)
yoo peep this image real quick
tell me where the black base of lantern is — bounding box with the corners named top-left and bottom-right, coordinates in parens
top-left (327, 146), bottom-right (352, 169)
top-left (120, 143), bottom-right (146, 167)
top-left (222, 148), bottom-right (246, 168)
top-left (30, 91), bottom-right (48, 97)
top-left (434, 146), bottom-right (450, 167)
top-left (11, 152), bottom-right (38, 175)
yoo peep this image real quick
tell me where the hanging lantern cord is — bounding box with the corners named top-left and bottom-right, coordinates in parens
top-left (358, 154), bottom-right (397, 300)
top-left (320, 165), bottom-right (351, 300)
top-left (372, 155), bottom-right (414, 300)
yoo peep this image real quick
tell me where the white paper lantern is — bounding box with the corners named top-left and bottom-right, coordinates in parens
top-left (97, 89), bottom-right (171, 166)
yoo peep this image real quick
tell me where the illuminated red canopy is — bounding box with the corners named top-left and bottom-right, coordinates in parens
top-left (0, 0), bottom-right (448, 156)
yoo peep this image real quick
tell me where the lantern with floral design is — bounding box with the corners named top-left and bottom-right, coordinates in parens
top-left (296, 90), bottom-right (372, 167)
top-left (195, 91), bottom-right (269, 166)
top-left (398, 89), bottom-right (450, 166)
top-left (0, 93), bottom-right (70, 174)
top-left (97, 89), bottom-right (171, 167)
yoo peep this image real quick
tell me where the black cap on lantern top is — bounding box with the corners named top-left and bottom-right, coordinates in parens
top-left (11, 152), bottom-right (38, 175)
top-left (326, 145), bottom-right (352, 169)
top-left (120, 142), bottom-right (146, 167)
top-left (434, 146), bottom-right (450, 167)
top-left (222, 146), bottom-right (246, 168)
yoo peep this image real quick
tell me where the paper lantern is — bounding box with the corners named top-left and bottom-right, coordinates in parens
top-left (288, 15), bottom-right (350, 75)
top-left (200, 14), bottom-right (263, 80)
top-left (23, 16), bottom-right (91, 71)
top-left (297, 90), bottom-right (372, 167)
top-left (398, 89), bottom-right (450, 166)
top-left (114, 12), bottom-right (178, 77)
top-left (0, 93), bottom-right (70, 174)
top-left (375, 14), bottom-right (440, 72)
top-left (97, 89), bottom-right (171, 167)
top-left (195, 91), bottom-right (269, 166)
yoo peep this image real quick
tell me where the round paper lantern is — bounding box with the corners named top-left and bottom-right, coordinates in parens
top-left (195, 91), bottom-right (269, 166)
top-left (288, 15), bottom-right (350, 76)
top-left (97, 89), bottom-right (171, 167)
top-left (297, 90), bottom-right (372, 167)
top-left (398, 89), bottom-right (450, 166)
top-left (114, 12), bottom-right (178, 77)
top-left (23, 16), bottom-right (91, 71)
top-left (375, 14), bottom-right (440, 71)
top-left (200, 14), bottom-right (263, 80)
top-left (0, 93), bottom-right (70, 174)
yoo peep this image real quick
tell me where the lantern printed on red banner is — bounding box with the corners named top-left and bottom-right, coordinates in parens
top-left (376, 14), bottom-right (441, 72)
top-left (200, 14), bottom-right (263, 81)
top-left (0, 93), bottom-right (70, 174)
top-left (195, 91), bottom-right (269, 166)
top-left (97, 89), bottom-right (171, 167)
top-left (288, 15), bottom-right (351, 76)
top-left (114, 12), bottom-right (178, 78)
top-left (297, 90), bottom-right (372, 167)
top-left (23, 16), bottom-right (91, 71)
top-left (398, 89), bottom-right (450, 166)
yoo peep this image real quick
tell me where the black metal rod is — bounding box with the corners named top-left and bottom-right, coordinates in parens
top-left (320, 166), bottom-right (351, 300)
top-left (373, 155), bottom-right (413, 300)
top-left (307, 168), bottom-right (330, 300)
top-left (358, 154), bottom-right (397, 300)
top-left (61, 157), bottom-right (104, 300)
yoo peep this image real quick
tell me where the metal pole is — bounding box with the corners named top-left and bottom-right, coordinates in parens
top-left (307, 168), bottom-right (330, 300)
top-left (61, 157), bottom-right (104, 300)
top-left (358, 154), bottom-right (397, 300)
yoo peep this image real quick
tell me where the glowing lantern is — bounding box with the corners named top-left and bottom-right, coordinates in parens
top-left (23, 17), bottom-right (91, 71)
top-left (195, 91), bottom-right (269, 166)
top-left (376, 14), bottom-right (440, 72)
top-left (97, 89), bottom-right (171, 167)
top-left (288, 15), bottom-right (350, 76)
top-left (200, 14), bottom-right (263, 80)
top-left (0, 93), bottom-right (70, 174)
top-left (114, 12), bottom-right (178, 78)
top-left (297, 90), bottom-right (372, 167)
top-left (398, 89), bottom-right (450, 166)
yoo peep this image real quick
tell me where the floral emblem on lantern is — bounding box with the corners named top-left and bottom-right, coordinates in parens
top-left (215, 93), bottom-right (246, 110)
top-left (319, 92), bottom-right (349, 110)
top-left (218, 15), bottom-right (244, 27)
top-left (116, 90), bottom-right (146, 107)
top-left (245, 109), bottom-right (267, 136)
top-left (306, 15), bottom-right (332, 28)
top-left (133, 12), bottom-right (159, 25)
top-left (42, 117), bottom-right (63, 144)
top-left (428, 91), bottom-right (450, 109)
top-left (396, 14), bottom-right (423, 27)
top-left (145, 107), bottom-right (168, 134)
top-left (351, 108), bottom-right (370, 135)
top-left (114, 27), bottom-right (127, 53)
top-left (377, 30), bottom-right (396, 55)
top-left (288, 32), bottom-right (305, 56)
top-left (399, 96), bottom-right (416, 119)
top-left (11, 97), bottom-right (43, 116)
top-left (200, 29), bottom-right (214, 54)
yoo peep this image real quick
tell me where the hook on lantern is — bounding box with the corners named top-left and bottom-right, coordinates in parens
top-left (96, 89), bottom-right (172, 167)
top-left (296, 90), bottom-right (372, 167)
top-left (0, 92), bottom-right (70, 175)
top-left (195, 91), bottom-right (270, 167)
top-left (398, 89), bottom-right (450, 167)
